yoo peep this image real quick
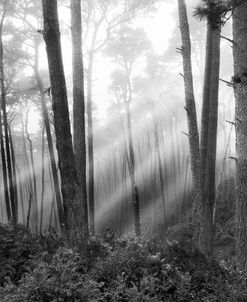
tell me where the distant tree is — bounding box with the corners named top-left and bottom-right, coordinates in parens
top-left (81, 0), bottom-right (158, 234)
top-left (107, 26), bottom-right (150, 236)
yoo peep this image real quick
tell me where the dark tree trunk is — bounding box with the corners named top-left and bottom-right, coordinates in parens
top-left (177, 0), bottom-right (202, 247)
top-left (0, 129), bottom-right (10, 220)
top-left (71, 0), bottom-right (89, 239)
top-left (40, 126), bottom-right (45, 234)
top-left (8, 126), bottom-right (18, 220)
top-left (233, 2), bottom-right (247, 269)
top-left (201, 24), bottom-right (221, 258)
top-left (42, 0), bottom-right (87, 249)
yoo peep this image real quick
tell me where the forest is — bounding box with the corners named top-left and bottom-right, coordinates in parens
top-left (1, 0), bottom-right (247, 301)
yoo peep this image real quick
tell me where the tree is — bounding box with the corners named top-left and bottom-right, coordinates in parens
top-left (232, 1), bottom-right (247, 269)
top-left (42, 0), bottom-right (87, 249)
top-left (178, 0), bottom-right (221, 257)
top-left (71, 0), bottom-right (88, 239)
top-left (195, 0), bottom-right (221, 258)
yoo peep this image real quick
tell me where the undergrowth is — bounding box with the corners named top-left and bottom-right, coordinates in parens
top-left (0, 224), bottom-right (246, 301)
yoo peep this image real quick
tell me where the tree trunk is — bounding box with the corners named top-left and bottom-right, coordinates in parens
top-left (42, 0), bottom-right (87, 249)
top-left (8, 126), bottom-right (18, 221)
top-left (233, 2), bottom-right (247, 269)
top-left (87, 53), bottom-right (95, 235)
top-left (177, 0), bottom-right (202, 246)
top-left (201, 24), bottom-right (221, 258)
top-left (71, 0), bottom-right (88, 239)
top-left (40, 126), bottom-right (45, 234)
top-left (0, 127), bottom-right (10, 220)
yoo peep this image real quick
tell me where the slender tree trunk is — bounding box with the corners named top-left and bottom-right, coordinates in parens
top-left (177, 0), bottom-right (202, 246)
top-left (42, 0), bottom-right (87, 249)
top-left (40, 126), bottom-right (45, 234)
top-left (87, 53), bottom-right (95, 235)
top-left (0, 128), bottom-right (10, 220)
top-left (233, 2), bottom-right (247, 269)
top-left (9, 126), bottom-right (18, 221)
top-left (26, 192), bottom-right (32, 229)
top-left (71, 0), bottom-right (88, 239)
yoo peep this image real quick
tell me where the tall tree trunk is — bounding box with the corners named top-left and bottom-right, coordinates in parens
top-left (42, 0), bottom-right (87, 249)
top-left (233, 2), bottom-right (247, 269)
top-left (201, 24), bottom-right (221, 258)
top-left (40, 126), bottom-right (45, 234)
top-left (177, 0), bottom-right (202, 246)
top-left (0, 128), bottom-right (10, 220)
top-left (33, 38), bottom-right (65, 234)
top-left (71, 0), bottom-right (88, 239)
top-left (9, 126), bottom-right (18, 221)
top-left (0, 12), bottom-right (17, 228)
top-left (87, 53), bottom-right (95, 234)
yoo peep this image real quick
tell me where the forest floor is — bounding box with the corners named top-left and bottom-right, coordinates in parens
top-left (0, 223), bottom-right (246, 302)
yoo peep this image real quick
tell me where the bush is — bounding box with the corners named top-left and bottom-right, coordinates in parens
top-left (0, 224), bottom-right (63, 286)
top-left (0, 225), bottom-right (246, 301)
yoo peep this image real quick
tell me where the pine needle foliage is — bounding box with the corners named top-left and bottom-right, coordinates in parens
top-left (194, 0), bottom-right (244, 29)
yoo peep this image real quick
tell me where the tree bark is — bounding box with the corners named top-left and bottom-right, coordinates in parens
top-left (0, 127), bottom-right (10, 220)
top-left (177, 0), bottom-right (202, 247)
top-left (8, 126), bottom-right (18, 221)
top-left (40, 126), bottom-right (45, 234)
top-left (233, 2), bottom-right (247, 269)
top-left (42, 0), bottom-right (87, 249)
top-left (71, 0), bottom-right (89, 239)
top-left (201, 24), bottom-right (221, 258)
